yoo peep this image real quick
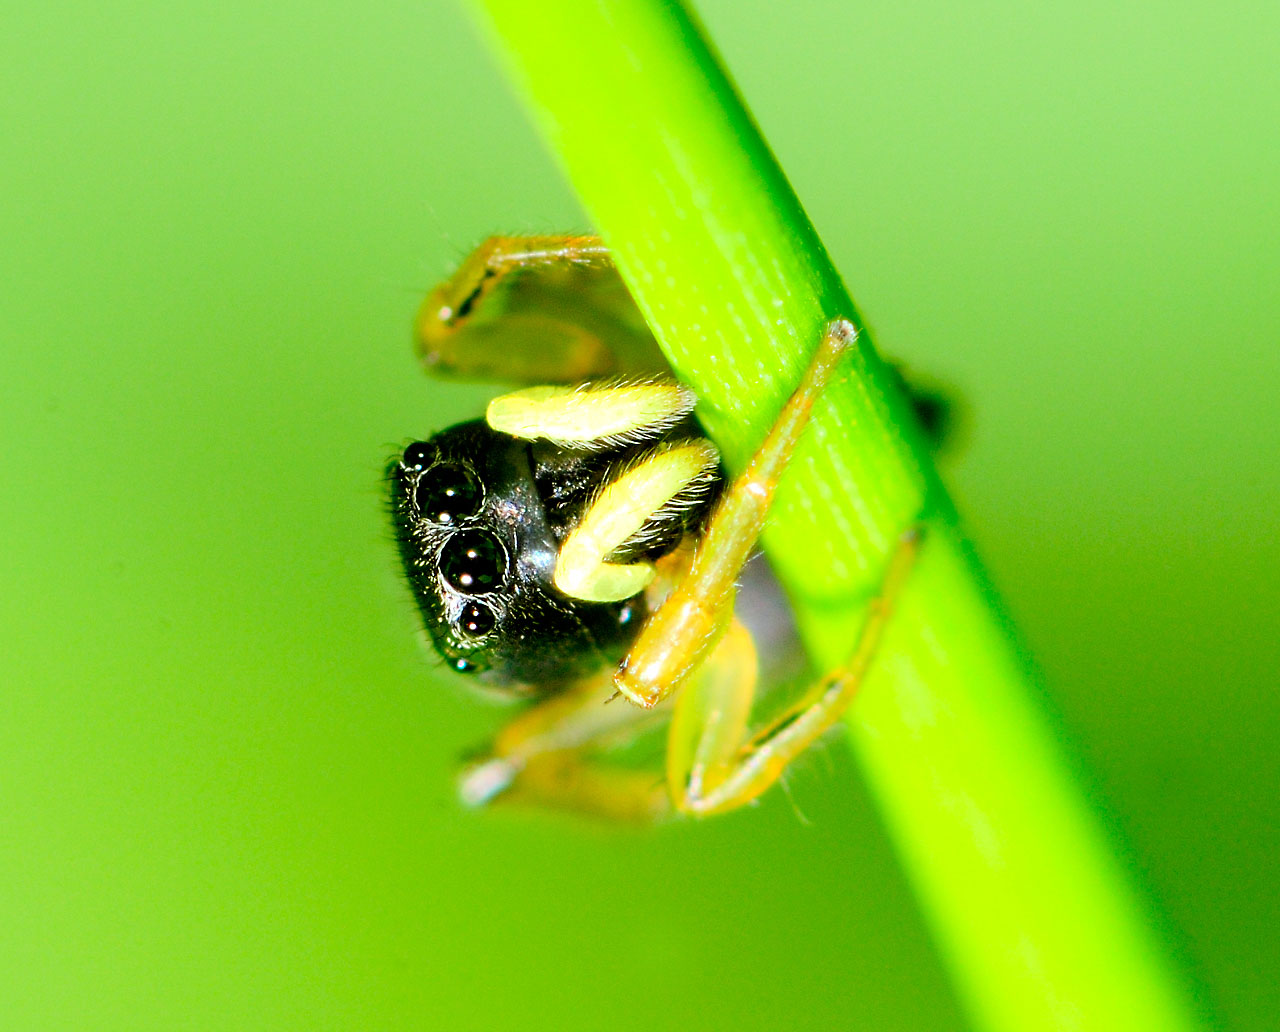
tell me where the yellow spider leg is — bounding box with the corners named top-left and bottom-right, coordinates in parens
top-left (614, 318), bottom-right (859, 708)
top-left (458, 674), bottom-right (668, 821)
top-left (418, 234), bottom-right (662, 383)
top-left (665, 617), bottom-right (757, 804)
top-left (487, 380), bottom-right (695, 449)
top-left (672, 527), bottom-right (922, 817)
top-left (420, 234), bottom-right (608, 336)
top-left (554, 440), bottom-right (719, 603)
top-left (493, 753), bottom-right (669, 823)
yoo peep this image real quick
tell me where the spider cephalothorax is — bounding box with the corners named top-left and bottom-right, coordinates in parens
top-left (389, 409), bottom-right (721, 689)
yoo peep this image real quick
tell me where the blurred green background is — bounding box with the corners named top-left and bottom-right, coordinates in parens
top-left (3, 1), bottom-right (1276, 1029)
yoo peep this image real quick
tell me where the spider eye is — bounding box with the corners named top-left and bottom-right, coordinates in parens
top-left (414, 463), bottom-right (483, 523)
top-left (457, 601), bottom-right (496, 638)
top-left (401, 442), bottom-right (436, 471)
top-left (439, 530), bottom-right (507, 594)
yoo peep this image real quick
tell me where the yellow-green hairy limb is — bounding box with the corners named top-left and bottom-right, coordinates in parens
top-left (555, 440), bottom-right (718, 603)
top-left (486, 380), bottom-right (695, 446)
top-left (463, 0), bottom-right (1212, 1030)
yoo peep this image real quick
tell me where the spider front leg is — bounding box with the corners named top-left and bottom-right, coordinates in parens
top-left (417, 234), bottom-right (665, 383)
top-left (615, 317), bottom-right (862, 709)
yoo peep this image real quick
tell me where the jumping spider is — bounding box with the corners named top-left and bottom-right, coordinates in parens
top-left (388, 235), bottom-right (923, 820)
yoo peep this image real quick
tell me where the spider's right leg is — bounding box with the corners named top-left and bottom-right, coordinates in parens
top-left (417, 235), bottom-right (666, 383)
top-left (666, 528), bottom-right (922, 817)
top-left (613, 318), bottom-right (858, 710)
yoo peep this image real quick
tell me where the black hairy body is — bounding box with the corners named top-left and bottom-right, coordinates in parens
top-left (388, 416), bottom-right (722, 690)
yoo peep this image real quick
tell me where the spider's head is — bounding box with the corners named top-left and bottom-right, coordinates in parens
top-left (387, 421), bottom-right (641, 692)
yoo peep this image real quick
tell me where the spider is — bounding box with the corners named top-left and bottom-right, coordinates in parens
top-left (388, 234), bottom-right (924, 820)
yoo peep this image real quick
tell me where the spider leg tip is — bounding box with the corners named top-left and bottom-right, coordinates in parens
top-left (828, 317), bottom-right (859, 347)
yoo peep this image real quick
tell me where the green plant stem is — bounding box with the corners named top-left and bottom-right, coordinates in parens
top-left (465, 1), bottom-right (1206, 1029)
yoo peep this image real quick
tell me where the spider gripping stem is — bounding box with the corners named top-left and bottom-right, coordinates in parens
top-left (456, 315), bottom-right (923, 820)
top-left (615, 318), bottom-right (863, 709)
top-left (666, 524), bottom-right (921, 816)
top-left (618, 316), bottom-right (924, 815)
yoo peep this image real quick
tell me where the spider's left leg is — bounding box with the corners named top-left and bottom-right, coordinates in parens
top-left (458, 673), bottom-right (669, 822)
top-left (459, 544), bottom-right (705, 823)
top-left (666, 528), bottom-right (921, 817)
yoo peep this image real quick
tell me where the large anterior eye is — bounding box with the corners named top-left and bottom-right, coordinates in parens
top-left (439, 530), bottom-right (507, 594)
top-left (414, 463), bottom-right (483, 523)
